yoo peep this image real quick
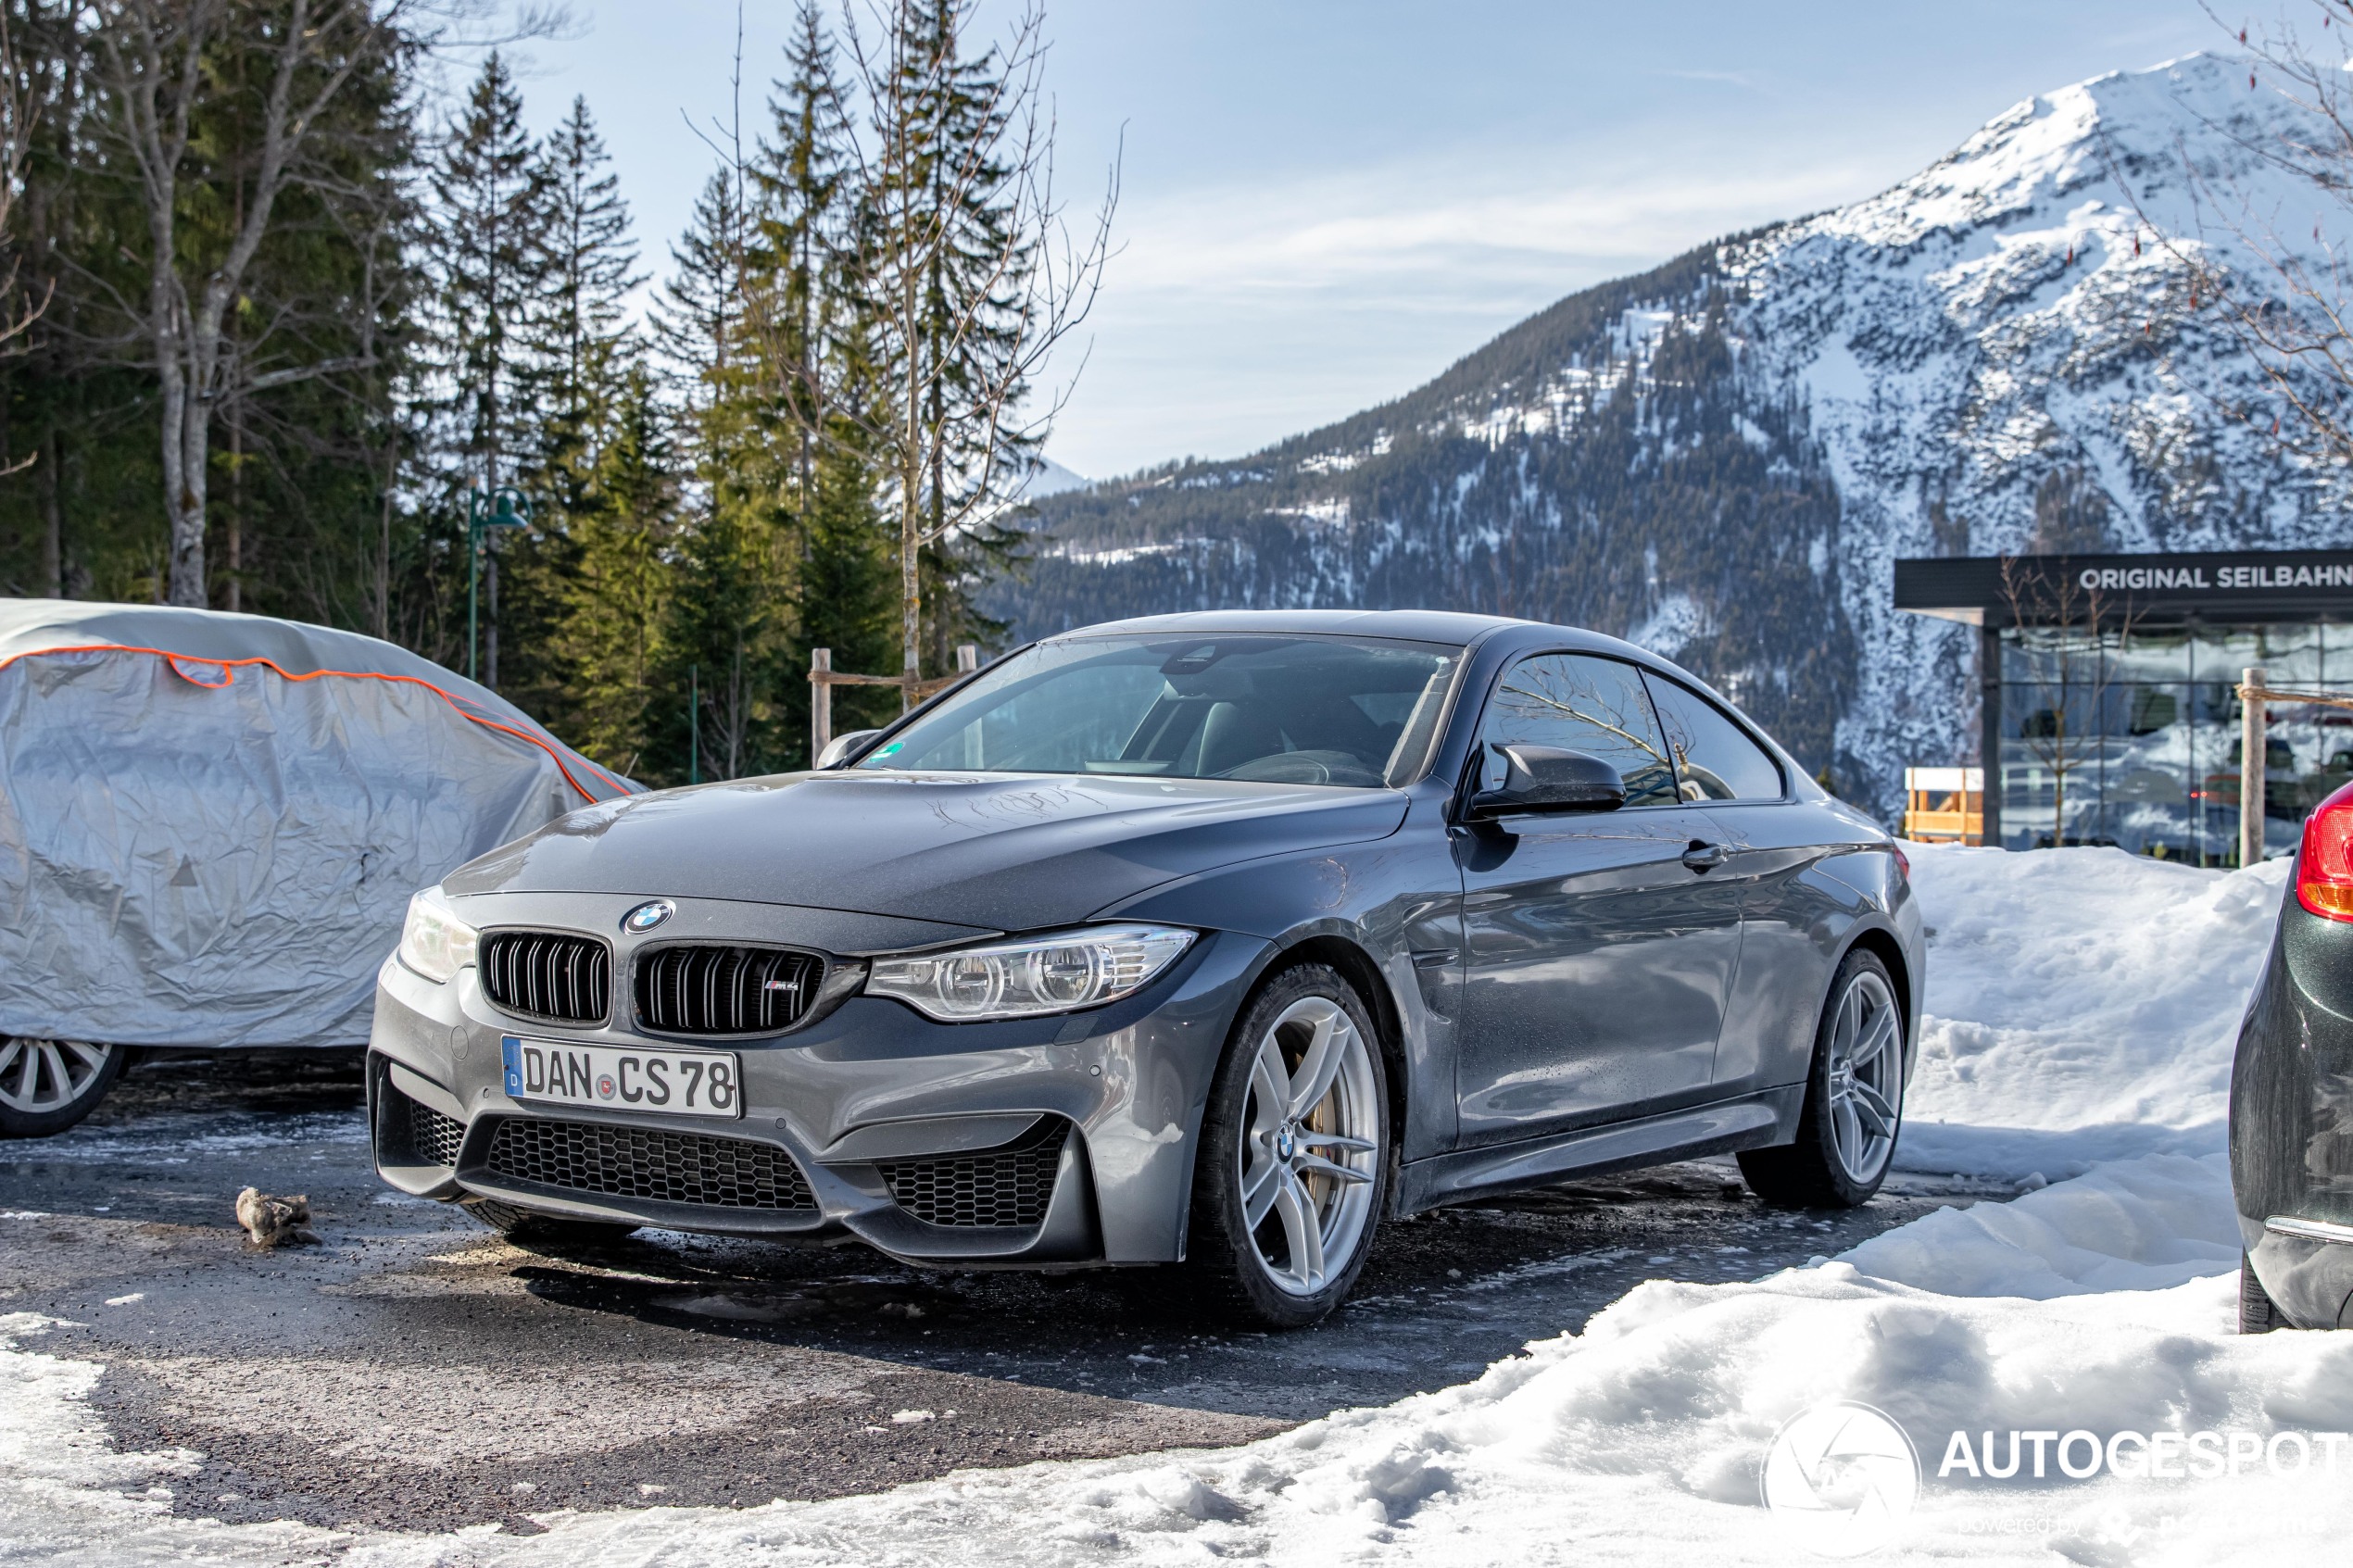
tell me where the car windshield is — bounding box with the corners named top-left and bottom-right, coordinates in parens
top-left (856, 633), bottom-right (1466, 788)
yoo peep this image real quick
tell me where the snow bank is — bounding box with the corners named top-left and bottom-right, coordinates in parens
top-left (1843, 1152), bottom-right (2240, 1299)
top-left (1900, 843), bottom-right (2286, 1182)
top-left (0, 841), bottom-right (2340, 1566)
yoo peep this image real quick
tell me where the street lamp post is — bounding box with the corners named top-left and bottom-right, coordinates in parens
top-left (466, 487), bottom-right (532, 684)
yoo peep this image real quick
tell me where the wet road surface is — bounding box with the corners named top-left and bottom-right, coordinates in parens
top-left (0, 1050), bottom-right (1999, 1534)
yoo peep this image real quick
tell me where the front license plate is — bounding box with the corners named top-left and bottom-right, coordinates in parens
top-left (500, 1036), bottom-right (744, 1120)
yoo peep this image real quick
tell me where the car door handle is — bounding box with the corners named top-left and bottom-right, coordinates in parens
top-left (1681, 840), bottom-right (1729, 872)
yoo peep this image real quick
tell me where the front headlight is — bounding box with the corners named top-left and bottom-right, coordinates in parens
top-left (396, 886), bottom-right (479, 984)
top-left (865, 924), bottom-right (1197, 1022)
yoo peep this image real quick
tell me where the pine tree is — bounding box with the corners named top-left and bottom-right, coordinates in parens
top-left (512, 94), bottom-right (644, 734)
top-left (748, 1), bottom-right (900, 747)
top-left (427, 53), bottom-right (552, 690)
top-left (799, 309), bottom-right (897, 738)
top-left (537, 94), bottom-right (642, 490)
top-left (655, 169), bottom-right (748, 387)
top-left (752, 1), bottom-right (856, 514)
top-left (559, 365), bottom-right (675, 776)
top-left (652, 495), bottom-right (779, 784)
top-left (648, 165), bottom-right (794, 781)
top-left (861, 0), bottom-right (1057, 691)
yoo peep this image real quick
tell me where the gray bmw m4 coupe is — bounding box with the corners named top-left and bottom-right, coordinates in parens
top-left (371, 609), bottom-right (1923, 1325)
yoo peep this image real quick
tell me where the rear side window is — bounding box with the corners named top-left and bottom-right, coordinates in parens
top-left (1478, 654), bottom-right (1678, 806)
top-left (1642, 672), bottom-right (1784, 801)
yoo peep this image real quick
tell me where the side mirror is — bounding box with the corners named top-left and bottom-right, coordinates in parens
top-left (1467, 744), bottom-right (1627, 822)
top-left (814, 729), bottom-right (884, 770)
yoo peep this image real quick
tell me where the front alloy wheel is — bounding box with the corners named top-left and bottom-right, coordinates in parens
top-left (1188, 965), bottom-right (1389, 1325)
top-left (0, 1035), bottom-right (127, 1138)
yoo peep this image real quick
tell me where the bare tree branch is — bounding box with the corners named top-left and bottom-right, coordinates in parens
top-left (89, 0), bottom-right (411, 605)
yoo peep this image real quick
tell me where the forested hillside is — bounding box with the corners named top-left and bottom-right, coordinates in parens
top-left (997, 240), bottom-right (1856, 771)
top-left (0, 0), bottom-right (1095, 784)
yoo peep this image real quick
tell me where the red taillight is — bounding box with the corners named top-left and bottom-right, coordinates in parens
top-left (1891, 843), bottom-right (1911, 883)
top-left (2297, 782), bottom-right (2353, 921)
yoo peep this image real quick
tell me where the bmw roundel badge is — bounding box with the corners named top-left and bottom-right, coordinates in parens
top-left (622, 898), bottom-right (675, 934)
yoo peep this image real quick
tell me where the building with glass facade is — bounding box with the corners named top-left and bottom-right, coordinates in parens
top-left (1894, 549), bottom-right (2353, 864)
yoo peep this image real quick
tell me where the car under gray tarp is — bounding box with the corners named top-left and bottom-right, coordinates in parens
top-left (0, 599), bottom-right (635, 1050)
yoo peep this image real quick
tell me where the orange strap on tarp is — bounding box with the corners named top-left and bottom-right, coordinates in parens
top-left (0, 642), bottom-right (633, 805)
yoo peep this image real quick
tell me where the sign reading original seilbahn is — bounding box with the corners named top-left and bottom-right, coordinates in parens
top-left (1895, 548), bottom-right (2353, 626)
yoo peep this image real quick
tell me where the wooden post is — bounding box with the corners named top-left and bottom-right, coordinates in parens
top-left (1980, 623), bottom-right (2003, 847)
top-left (2242, 665), bottom-right (2267, 869)
top-left (811, 647), bottom-right (833, 762)
top-left (956, 643), bottom-right (978, 674)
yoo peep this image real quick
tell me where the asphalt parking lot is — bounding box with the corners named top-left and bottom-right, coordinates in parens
top-left (0, 1050), bottom-right (1996, 1535)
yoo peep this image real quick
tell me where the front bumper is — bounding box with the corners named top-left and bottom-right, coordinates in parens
top-left (2233, 887), bottom-right (2353, 1328)
top-left (368, 894), bottom-right (1267, 1266)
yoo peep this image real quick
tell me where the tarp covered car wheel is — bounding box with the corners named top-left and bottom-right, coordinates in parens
top-left (0, 1036), bottom-right (126, 1137)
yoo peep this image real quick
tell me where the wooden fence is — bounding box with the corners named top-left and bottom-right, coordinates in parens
top-left (809, 644), bottom-right (978, 759)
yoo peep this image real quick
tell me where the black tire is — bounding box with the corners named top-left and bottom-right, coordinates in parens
top-left (0, 1036), bottom-right (128, 1139)
top-left (1183, 963), bottom-right (1390, 1329)
top-left (2240, 1251), bottom-right (2286, 1334)
top-left (468, 1198), bottom-right (638, 1247)
top-left (1739, 949), bottom-right (1906, 1210)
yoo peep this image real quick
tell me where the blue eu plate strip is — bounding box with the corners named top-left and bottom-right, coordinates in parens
top-left (501, 1035), bottom-right (523, 1097)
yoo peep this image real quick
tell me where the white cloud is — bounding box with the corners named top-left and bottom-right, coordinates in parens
top-left (1044, 146), bottom-right (1892, 472)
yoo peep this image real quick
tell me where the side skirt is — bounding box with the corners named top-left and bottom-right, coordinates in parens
top-left (1394, 1085), bottom-right (1805, 1216)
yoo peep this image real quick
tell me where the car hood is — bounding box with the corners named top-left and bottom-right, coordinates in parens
top-left (445, 771), bottom-right (1410, 932)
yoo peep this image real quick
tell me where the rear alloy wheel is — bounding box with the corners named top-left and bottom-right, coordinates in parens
top-left (1740, 951), bottom-right (1905, 1208)
top-left (1187, 965), bottom-right (1390, 1327)
top-left (468, 1198), bottom-right (638, 1248)
top-left (0, 1035), bottom-right (126, 1139)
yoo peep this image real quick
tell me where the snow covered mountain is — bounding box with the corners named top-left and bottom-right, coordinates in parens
top-left (990, 55), bottom-right (2353, 819)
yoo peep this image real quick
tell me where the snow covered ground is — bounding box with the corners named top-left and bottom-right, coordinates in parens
top-left (1897, 844), bottom-right (2284, 1183)
top-left (5, 844), bottom-right (2349, 1565)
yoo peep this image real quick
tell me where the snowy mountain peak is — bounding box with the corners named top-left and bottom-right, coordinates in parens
top-left (1881, 56), bottom-right (2241, 234)
top-left (1000, 54), bottom-right (2353, 820)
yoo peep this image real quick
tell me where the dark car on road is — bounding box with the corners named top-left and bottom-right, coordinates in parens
top-left (370, 610), bottom-right (1924, 1325)
top-left (2234, 777), bottom-right (2353, 1332)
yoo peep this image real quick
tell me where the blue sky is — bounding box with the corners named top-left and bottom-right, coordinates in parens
top-left (501, 1), bottom-right (2224, 478)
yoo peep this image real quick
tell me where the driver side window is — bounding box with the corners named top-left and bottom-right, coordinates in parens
top-left (1478, 654), bottom-right (1678, 807)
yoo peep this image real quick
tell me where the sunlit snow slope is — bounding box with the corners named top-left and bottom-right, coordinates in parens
top-left (1001, 55), bottom-right (2353, 821)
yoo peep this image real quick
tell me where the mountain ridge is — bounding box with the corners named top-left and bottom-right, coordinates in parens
top-left (994, 55), bottom-right (2353, 819)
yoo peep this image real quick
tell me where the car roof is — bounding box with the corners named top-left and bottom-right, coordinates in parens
top-left (1034, 608), bottom-right (1803, 771)
top-left (1045, 608), bottom-right (1693, 671)
top-left (1051, 608), bottom-right (1541, 646)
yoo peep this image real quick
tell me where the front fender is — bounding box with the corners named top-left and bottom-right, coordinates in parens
top-left (1096, 786), bottom-right (1466, 1164)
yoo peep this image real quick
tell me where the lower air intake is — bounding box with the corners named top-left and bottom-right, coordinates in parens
top-left (879, 1121), bottom-right (1068, 1228)
top-left (382, 1085), bottom-right (466, 1168)
top-left (483, 1116), bottom-right (815, 1210)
